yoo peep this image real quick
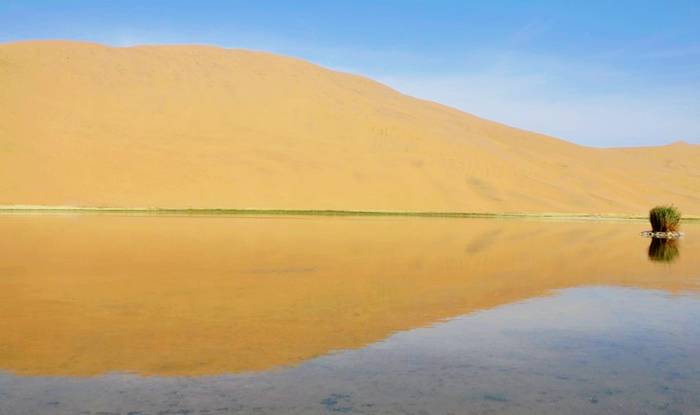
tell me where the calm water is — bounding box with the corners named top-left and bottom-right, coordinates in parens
top-left (0, 215), bottom-right (699, 414)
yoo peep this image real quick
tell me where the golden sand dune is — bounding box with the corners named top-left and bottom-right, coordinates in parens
top-left (0, 215), bottom-right (698, 376)
top-left (1, 40), bottom-right (699, 214)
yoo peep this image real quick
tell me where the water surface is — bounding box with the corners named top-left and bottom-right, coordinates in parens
top-left (0, 215), bottom-right (699, 414)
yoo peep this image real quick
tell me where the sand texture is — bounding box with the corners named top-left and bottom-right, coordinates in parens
top-left (1, 40), bottom-right (698, 214)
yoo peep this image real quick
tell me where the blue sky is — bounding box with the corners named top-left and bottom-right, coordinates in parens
top-left (1, 1), bottom-right (699, 147)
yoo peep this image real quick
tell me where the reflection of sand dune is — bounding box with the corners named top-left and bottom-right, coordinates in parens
top-left (0, 216), bottom-right (698, 376)
top-left (1, 40), bottom-right (700, 215)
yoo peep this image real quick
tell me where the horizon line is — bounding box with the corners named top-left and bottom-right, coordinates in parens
top-left (2, 205), bottom-right (699, 222)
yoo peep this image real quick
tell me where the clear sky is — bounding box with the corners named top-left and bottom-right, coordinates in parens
top-left (1, 0), bottom-right (698, 147)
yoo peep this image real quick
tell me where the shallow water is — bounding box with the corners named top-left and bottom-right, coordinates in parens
top-left (1, 215), bottom-right (699, 414)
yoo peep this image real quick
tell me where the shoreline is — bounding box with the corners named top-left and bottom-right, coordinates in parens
top-left (2, 205), bottom-right (699, 222)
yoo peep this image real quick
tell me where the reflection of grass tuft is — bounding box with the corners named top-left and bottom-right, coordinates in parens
top-left (649, 205), bottom-right (681, 232)
top-left (648, 238), bottom-right (679, 263)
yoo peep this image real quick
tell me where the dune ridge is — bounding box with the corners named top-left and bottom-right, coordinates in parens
top-left (1, 40), bottom-right (699, 214)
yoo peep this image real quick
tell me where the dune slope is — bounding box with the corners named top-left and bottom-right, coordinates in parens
top-left (1, 40), bottom-right (698, 214)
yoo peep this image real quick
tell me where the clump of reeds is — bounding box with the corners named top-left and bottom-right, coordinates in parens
top-left (648, 238), bottom-right (679, 263)
top-left (649, 205), bottom-right (681, 232)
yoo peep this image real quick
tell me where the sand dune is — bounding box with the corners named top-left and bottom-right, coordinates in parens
top-left (1, 40), bottom-right (698, 214)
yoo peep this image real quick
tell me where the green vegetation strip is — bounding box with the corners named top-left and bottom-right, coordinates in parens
top-left (2, 206), bottom-right (699, 221)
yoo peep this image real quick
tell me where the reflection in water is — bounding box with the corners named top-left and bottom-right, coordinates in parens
top-left (0, 215), bottom-right (699, 414)
top-left (648, 237), bottom-right (680, 262)
top-left (0, 216), bottom-right (698, 376)
top-left (2, 287), bottom-right (700, 415)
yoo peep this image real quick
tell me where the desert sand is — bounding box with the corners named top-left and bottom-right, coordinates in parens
top-left (0, 40), bottom-right (699, 214)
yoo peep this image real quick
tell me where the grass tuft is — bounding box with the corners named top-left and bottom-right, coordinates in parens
top-left (649, 205), bottom-right (681, 232)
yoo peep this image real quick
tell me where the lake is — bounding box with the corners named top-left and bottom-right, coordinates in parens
top-left (1, 215), bottom-right (699, 414)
